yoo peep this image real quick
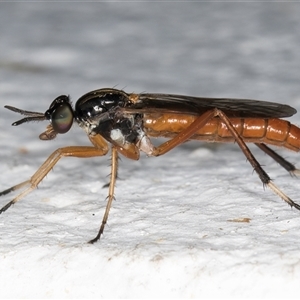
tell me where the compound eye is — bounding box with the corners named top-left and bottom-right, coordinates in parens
top-left (51, 103), bottom-right (73, 134)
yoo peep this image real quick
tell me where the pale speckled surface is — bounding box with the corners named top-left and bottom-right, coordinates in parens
top-left (1, 2), bottom-right (300, 298)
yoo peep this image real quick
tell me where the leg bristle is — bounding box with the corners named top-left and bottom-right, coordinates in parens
top-left (267, 181), bottom-right (300, 211)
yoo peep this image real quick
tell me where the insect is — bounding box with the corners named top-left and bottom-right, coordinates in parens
top-left (1, 88), bottom-right (300, 243)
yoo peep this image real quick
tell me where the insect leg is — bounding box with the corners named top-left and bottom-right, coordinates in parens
top-left (0, 180), bottom-right (31, 211)
top-left (151, 109), bottom-right (216, 156)
top-left (255, 143), bottom-right (300, 175)
top-left (0, 180), bottom-right (31, 198)
top-left (150, 108), bottom-right (300, 210)
top-left (88, 146), bottom-right (118, 244)
top-left (0, 143), bottom-right (109, 214)
top-left (216, 110), bottom-right (300, 210)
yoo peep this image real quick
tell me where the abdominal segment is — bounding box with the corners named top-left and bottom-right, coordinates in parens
top-left (143, 113), bottom-right (300, 152)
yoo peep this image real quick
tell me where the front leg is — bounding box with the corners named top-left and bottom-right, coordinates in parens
top-left (0, 144), bottom-right (109, 214)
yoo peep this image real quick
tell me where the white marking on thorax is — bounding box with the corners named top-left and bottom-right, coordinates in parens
top-left (110, 128), bottom-right (125, 144)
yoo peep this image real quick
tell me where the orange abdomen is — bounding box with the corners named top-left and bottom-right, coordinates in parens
top-left (143, 113), bottom-right (300, 152)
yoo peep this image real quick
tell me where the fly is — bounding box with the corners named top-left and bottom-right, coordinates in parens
top-left (1, 88), bottom-right (300, 243)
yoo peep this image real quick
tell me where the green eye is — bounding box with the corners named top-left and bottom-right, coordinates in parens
top-left (52, 104), bottom-right (73, 134)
